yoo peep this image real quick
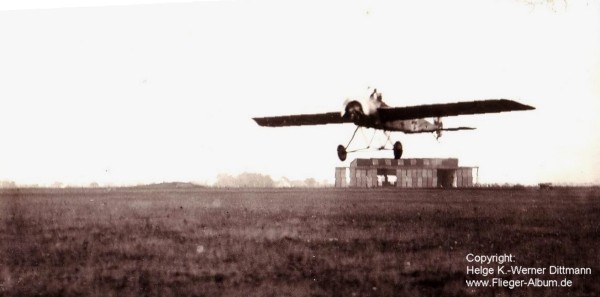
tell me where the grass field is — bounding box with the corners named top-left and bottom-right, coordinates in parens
top-left (1, 187), bottom-right (599, 296)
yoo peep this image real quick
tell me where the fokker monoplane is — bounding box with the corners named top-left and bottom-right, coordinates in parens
top-left (253, 88), bottom-right (534, 161)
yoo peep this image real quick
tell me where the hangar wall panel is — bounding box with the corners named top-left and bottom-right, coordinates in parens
top-left (340, 158), bottom-right (476, 188)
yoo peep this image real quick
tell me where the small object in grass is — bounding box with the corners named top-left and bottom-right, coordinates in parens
top-left (214, 273), bottom-right (225, 283)
top-left (196, 245), bottom-right (205, 254)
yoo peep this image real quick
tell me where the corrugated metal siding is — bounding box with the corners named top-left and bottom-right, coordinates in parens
top-left (334, 167), bottom-right (347, 188)
top-left (345, 159), bottom-right (475, 188)
top-left (396, 168), bottom-right (439, 188)
top-left (442, 159), bottom-right (459, 167)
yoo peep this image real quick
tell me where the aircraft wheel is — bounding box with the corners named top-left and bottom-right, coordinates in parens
top-left (337, 145), bottom-right (347, 161)
top-left (393, 141), bottom-right (403, 159)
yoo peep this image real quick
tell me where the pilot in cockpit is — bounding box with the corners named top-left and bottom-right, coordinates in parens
top-left (369, 88), bottom-right (382, 102)
top-left (369, 87), bottom-right (388, 108)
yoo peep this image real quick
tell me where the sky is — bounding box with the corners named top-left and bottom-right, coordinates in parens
top-left (0, 0), bottom-right (598, 186)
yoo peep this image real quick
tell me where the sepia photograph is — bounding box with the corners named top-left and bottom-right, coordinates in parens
top-left (1, 0), bottom-right (598, 296)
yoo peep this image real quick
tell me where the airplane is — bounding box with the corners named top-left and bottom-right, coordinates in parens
top-left (253, 88), bottom-right (535, 161)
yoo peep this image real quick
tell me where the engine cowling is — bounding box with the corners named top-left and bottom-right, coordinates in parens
top-left (342, 100), bottom-right (364, 122)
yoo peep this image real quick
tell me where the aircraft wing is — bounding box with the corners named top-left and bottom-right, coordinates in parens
top-left (253, 112), bottom-right (352, 127)
top-left (378, 99), bottom-right (534, 122)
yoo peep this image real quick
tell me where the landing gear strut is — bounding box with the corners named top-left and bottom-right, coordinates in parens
top-left (336, 127), bottom-right (404, 161)
top-left (336, 126), bottom-right (360, 161)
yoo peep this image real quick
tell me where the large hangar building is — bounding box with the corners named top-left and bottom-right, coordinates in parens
top-left (335, 158), bottom-right (477, 188)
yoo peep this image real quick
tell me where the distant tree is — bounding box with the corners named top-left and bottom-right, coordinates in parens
top-left (214, 173), bottom-right (274, 188)
top-left (304, 178), bottom-right (317, 188)
top-left (275, 176), bottom-right (331, 188)
top-left (0, 181), bottom-right (16, 188)
top-left (89, 182), bottom-right (100, 188)
top-left (277, 177), bottom-right (292, 188)
top-left (215, 174), bottom-right (237, 187)
top-left (237, 172), bottom-right (274, 188)
top-left (277, 176), bottom-right (304, 187)
top-left (51, 182), bottom-right (63, 188)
